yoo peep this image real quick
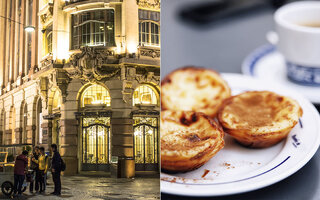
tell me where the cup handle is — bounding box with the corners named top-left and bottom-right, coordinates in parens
top-left (266, 31), bottom-right (279, 45)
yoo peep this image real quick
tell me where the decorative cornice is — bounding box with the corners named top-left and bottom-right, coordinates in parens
top-left (135, 71), bottom-right (160, 85)
top-left (43, 113), bottom-right (61, 120)
top-left (74, 111), bottom-right (112, 118)
top-left (139, 47), bottom-right (160, 58)
top-left (137, 0), bottom-right (160, 10)
top-left (131, 110), bottom-right (159, 116)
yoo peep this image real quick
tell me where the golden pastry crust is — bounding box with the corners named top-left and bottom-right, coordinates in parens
top-left (161, 110), bottom-right (225, 172)
top-left (218, 91), bottom-right (303, 148)
top-left (161, 67), bottom-right (231, 118)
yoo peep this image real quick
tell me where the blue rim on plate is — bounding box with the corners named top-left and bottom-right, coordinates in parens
top-left (242, 44), bottom-right (276, 76)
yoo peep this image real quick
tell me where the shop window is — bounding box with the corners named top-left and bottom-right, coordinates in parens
top-left (81, 84), bottom-right (111, 107)
top-left (71, 9), bottom-right (115, 49)
top-left (133, 85), bottom-right (158, 106)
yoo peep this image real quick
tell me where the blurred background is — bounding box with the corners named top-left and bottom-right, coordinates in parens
top-left (161, 0), bottom-right (320, 199)
top-left (162, 0), bottom-right (295, 76)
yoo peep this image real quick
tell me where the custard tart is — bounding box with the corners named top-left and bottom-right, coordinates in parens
top-left (161, 110), bottom-right (225, 172)
top-left (161, 67), bottom-right (231, 118)
top-left (218, 91), bottom-right (303, 148)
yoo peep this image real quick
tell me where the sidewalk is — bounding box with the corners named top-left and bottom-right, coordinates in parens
top-left (0, 174), bottom-right (160, 200)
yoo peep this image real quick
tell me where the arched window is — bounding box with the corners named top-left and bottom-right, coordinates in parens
top-left (139, 22), bottom-right (160, 47)
top-left (81, 84), bottom-right (111, 107)
top-left (133, 85), bottom-right (158, 106)
top-left (71, 9), bottom-right (115, 49)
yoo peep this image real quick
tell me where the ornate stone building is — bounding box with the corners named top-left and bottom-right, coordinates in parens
top-left (0, 0), bottom-right (160, 177)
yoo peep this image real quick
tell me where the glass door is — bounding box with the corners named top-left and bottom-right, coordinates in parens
top-left (133, 117), bottom-right (158, 171)
top-left (82, 117), bottom-right (110, 171)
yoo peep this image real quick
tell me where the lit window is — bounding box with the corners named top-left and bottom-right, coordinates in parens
top-left (133, 85), bottom-right (158, 106)
top-left (139, 22), bottom-right (160, 47)
top-left (139, 10), bottom-right (160, 47)
top-left (71, 9), bottom-right (115, 49)
top-left (81, 84), bottom-right (111, 107)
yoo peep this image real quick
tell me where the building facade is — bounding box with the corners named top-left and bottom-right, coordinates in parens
top-left (0, 0), bottom-right (160, 177)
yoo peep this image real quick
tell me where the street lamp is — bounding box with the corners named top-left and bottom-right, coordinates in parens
top-left (24, 26), bottom-right (35, 32)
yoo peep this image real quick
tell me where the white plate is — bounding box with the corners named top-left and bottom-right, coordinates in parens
top-left (242, 44), bottom-right (320, 104)
top-left (160, 73), bottom-right (320, 196)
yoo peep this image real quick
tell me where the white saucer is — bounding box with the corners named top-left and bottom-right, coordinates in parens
top-left (242, 44), bottom-right (320, 104)
top-left (161, 73), bottom-right (320, 196)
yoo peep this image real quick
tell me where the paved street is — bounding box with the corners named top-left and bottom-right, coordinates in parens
top-left (0, 174), bottom-right (160, 200)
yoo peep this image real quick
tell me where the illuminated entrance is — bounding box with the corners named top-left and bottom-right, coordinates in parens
top-left (82, 117), bottom-right (110, 171)
top-left (132, 84), bottom-right (159, 171)
top-left (133, 117), bottom-right (158, 171)
top-left (79, 84), bottom-right (112, 171)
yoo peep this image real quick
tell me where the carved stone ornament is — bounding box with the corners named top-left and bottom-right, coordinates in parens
top-left (137, 0), bottom-right (160, 10)
top-left (39, 3), bottom-right (53, 25)
top-left (135, 72), bottom-right (160, 85)
top-left (68, 47), bottom-right (119, 83)
top-left (140, 48), bottom-right (160, 58)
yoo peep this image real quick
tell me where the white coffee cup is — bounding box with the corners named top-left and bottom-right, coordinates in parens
top-left (274, 1), bottom-right (320, 86)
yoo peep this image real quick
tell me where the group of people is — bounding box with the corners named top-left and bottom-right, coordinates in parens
top-left (13, 144), bottom-right (62, 197)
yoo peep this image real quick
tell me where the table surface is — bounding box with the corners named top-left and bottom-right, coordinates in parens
top-left (161, 0), bottom-right (320, 199)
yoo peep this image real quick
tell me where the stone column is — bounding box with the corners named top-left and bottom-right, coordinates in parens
top-left (40, 105), bottom-right (50, 148)
top-left (15, 128), bottom-right (22, 144)
top-left (26, 99), bottom-right (35, 145)
top-left (4, 106), bottom-right (12, 145)
top-left (58, 80), bottom-right (80, 175)
top-left (14, 102), bottom-right (21, 144)
top-left (0, 0), bottom-right (7, 90)
top-left (31, 0), bottom-right (38, 71)
top-left (109, 68), bottom-right (135, 178)
top-left (9, 0), bottom-right (16, 84)
top-left (43, 120), bottom-right (53, 147)
top-left (4, 0), bottom-right (10, 86)
top-left (123, 0), bottom-right (139, 55)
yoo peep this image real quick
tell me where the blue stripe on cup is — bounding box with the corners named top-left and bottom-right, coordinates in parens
top-left (287, 62), bottom-right (320, 86)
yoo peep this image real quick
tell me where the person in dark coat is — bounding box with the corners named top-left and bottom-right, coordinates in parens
top-left (29, 146), bottom-right (39, 193)
top-left (13, 150), bottom-right (28, 196)
top-left (50, 144), bottom-right (61, 196)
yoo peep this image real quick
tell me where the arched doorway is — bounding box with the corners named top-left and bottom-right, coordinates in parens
top-left (78, 84), bottom-right (112, 171)
top-left (132, 84), bottom-right (159, 171)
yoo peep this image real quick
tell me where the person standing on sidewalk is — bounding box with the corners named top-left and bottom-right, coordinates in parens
top-left (51, 144), bottom-right (62, 196)
top-left (29, 146), bottom-right (39, 193)
top-left (13, 150), bottom-right (29, 197)
top-left (32, 147), bottom-right (48, 193)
